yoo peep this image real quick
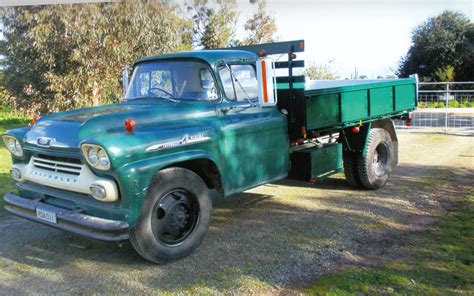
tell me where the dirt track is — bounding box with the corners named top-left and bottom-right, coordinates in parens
top-left (0, 133), bottom-right (472, 294)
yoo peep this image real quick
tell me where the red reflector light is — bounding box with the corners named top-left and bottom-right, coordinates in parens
top-left (309, 178), bottom-right (316, 184)
top-left (351, 126), bottom-right (360, 133)
top-left (32, 113), bottom-right (40, 124)
top-left (125, 118), bottom-right (136, 133)
top-left (301, 126), bottom-right (307, 139)
top-left (405, 120), bottom-right (411, 126)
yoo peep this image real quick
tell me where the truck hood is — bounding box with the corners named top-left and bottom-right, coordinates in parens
top-left (23, 101), bottom-right (203, 149)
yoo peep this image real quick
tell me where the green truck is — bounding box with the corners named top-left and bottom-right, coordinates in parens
top-left (2, 40), bottom-right (416, 263)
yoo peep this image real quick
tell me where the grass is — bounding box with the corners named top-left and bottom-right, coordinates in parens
top-left (0, 105), bottom-right (30, 135)
top-left (306, 193), bottom-right (474, 295)
top-left (0, 105), bottom-right (30, 211)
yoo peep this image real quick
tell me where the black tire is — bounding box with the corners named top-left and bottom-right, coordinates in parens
top-left (343, 152), bottom-right (362, 188)
top-left (130, 167), bottom-right (212, 263)
top-left (357, 128), bottom-right (394, 190)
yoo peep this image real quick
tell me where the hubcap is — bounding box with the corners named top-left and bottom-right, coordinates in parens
top-left (372, 143), bottom-right (389, 177)
top-left (151, 189), bottom-right (199, 246)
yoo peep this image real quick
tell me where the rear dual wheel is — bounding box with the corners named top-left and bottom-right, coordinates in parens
top-left (343, 152), bottom-right (362, 187)
top-left (344, 128), bottom-right (394, 190)
top-left (130, 168), bottom-right (212, 264)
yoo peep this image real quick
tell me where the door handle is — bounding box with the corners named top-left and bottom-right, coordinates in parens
top-left (220, 107), bottom-right (231, 114)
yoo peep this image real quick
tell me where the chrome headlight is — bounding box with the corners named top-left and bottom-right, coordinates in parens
top-left (81, 144), bottom-right (110, 170)
top-left (2, 135), bottom-right (23, 157)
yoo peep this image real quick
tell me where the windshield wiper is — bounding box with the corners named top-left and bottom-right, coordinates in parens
top-left (127, 95), bottom-right (179, 103)
top-left (222, 61), bottom-right (257, 105)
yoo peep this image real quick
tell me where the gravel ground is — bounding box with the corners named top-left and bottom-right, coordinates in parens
top-left (0, 133), bottom-right (472, 294)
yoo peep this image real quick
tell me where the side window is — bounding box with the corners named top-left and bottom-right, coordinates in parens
top-left (219, 64), bottom-right (258, 101)
top-left (219, 66), bottom-right (236, 100)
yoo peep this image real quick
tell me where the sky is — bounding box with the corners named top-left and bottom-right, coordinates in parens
top-left (235, 0), bottom-right (473, 79)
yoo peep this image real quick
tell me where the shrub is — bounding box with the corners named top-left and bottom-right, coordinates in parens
top-left (418, 102), bottom-right (427, 108)
top-left (449, 100), bottom-right (460, 108)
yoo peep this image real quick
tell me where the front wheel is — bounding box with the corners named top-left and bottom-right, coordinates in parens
top-left (357, 128), bottom-right (394, 189)
top-left (130, 167), bottom-right (212, 263)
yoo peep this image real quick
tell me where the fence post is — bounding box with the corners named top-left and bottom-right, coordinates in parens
top-left (445, 83), bottom-right (449, 133)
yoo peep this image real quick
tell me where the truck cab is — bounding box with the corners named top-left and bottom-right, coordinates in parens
top-left (2, 40), bottom-right (416, 263)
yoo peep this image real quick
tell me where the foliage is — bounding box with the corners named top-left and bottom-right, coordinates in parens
top-left (1, 0), bottom-right (279, 114)
top-left (397, 10), bottom-right (473, 81)
top-left (305, 60), bottom-right (339, 80)
top-left (241, 0), bottom-right (276, 45)
top-left (188, 0), bottom-right (238, 49)
top-left (0, 105), bottom-right (30, 134)
top-left (0, 2), bottom-right (193, 114)
top-left (449, 100), bottom-right (460, 108)
top-left (307, 193), bottom-right (474, 295)
top-left (0, 105), bottom-right (30, 212)
top-left (435, 65), bottom-right (455, 82)
top-left (0, 71), bottom-right (6, 104)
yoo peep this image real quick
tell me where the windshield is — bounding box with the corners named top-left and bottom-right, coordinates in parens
top-left (125, 60), bottom-right (218, 101)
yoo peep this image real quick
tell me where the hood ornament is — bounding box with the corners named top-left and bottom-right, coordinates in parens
top-left (37, 137), bottom-right (55, 147)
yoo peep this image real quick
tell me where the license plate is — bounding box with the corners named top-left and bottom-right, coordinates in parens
top-left (36, 207), bottom-right (57, 224)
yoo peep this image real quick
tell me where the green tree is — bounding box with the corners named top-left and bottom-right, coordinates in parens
top-left (397, 10), bottom-right (473, 81)
top-left (189, 0), bottom-right (237, 49)
top-left (305, 60), bottom-right (339, 80)
top-left (435, 65), bottom-right (456, 82)
top-left (0, 2), bottom-right (192, 113)
top-left (242, 0), bottom-right (276, 45)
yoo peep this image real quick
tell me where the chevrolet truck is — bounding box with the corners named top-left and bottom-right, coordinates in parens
top-left (2, 40), bottom-right (417, 263)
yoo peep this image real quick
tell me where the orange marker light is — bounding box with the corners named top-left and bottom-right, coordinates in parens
top-left (261, 60), bottom-right (268, 103)
top-left (32, 113), bottom-right (41, 124)
top-left (301, 126), bottom-right (307, 139)
top-left (258, 49), bottom-right (266, 57)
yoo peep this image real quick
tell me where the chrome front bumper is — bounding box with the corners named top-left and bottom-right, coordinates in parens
top-left (3, 192), bottom-right (129, 242)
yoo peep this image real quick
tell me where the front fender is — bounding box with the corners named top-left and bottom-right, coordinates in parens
top-left (114, 149), bottom-right (223, 227)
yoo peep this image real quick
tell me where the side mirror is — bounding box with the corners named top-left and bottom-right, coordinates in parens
top-left (256, 58), bottom-right (277, 107)
top-left (200, 68), bottom-right (213, 89)
top-left (121, 66), bottom-right (131, 97)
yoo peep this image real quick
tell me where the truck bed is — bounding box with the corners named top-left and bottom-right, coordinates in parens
top-left (302, 78), bottom-right (417, 131)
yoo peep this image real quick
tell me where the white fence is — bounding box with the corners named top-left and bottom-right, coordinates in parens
top-left (395, 82), bottom-right (474, 135)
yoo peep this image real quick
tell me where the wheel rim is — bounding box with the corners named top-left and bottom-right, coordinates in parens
top-left (151, 189), bottom-right (200, 246)
top-left (372, 142), bottom-right (389, 177)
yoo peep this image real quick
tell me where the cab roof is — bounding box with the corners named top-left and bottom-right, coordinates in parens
top-left (136, 50), bottom-right (258, 66)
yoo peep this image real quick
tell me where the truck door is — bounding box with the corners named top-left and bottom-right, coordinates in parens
top-left (216, 63), bottom-right (289, 194)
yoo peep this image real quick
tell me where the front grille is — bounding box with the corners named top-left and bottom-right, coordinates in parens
top-left (32, 155), bottom-right (83, 176)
